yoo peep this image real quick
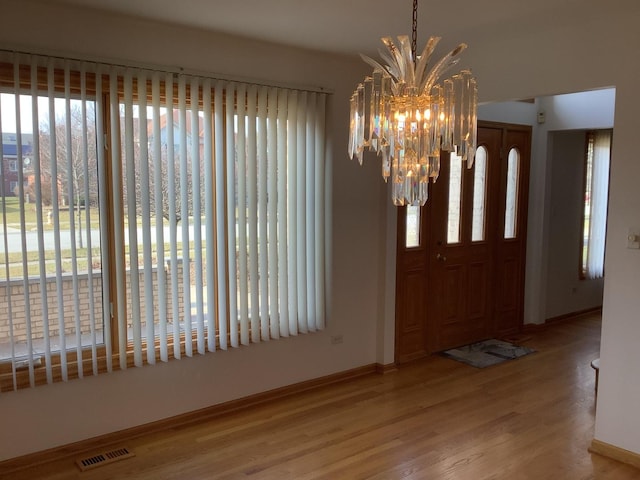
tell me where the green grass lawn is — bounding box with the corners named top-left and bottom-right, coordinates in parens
top-left (0, 197), bottom-right (100, 231)
top-left (0, 198), bottom-right (215, 280)
top-left (0, 202), bottom-right (205, 280)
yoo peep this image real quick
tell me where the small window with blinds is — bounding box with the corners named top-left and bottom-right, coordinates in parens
top-left (0, 52), bottom-right (327, 392)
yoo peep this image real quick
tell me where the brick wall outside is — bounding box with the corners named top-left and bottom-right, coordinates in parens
top-left (0, 260), bottom-right (186, 345)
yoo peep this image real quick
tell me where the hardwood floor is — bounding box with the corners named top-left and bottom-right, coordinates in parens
top-left (6, 313), bottom-right (640, 479)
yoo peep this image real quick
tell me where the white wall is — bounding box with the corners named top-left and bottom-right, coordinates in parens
top-left (461, 7), bottom-right (640, 455)
top-left (0, 0), bottom-right (384, 461)
top-left (478, 90), bottom-right (615, 324)
top-left (478, 100), bottom-right (537, 126)
top-left (545, 130), bottom-right (604, 318)
top-left (531, 89), bottom-right (615, 323)
top-left (2, 0), bottom-right (640, 462)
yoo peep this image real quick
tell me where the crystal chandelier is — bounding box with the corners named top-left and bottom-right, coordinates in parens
top-left (348, 0), bottom-right (478, 206)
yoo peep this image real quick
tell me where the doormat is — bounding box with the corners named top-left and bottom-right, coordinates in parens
top-left (441, 339), bottom-right (535, 368)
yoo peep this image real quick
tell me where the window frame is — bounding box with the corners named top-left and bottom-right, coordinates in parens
top-left (0, 69), bottom-right (243, 390)
top-left (0, 59), bottom-right (326, 392)
top-left (0, 67), bottom-right (114, 390)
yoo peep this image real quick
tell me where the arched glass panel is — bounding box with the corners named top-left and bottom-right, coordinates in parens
top-left (504, 147), bottom-right (520, 239)
top-left (471, 146), bottom-right (487, 241)
top-left (447, 153), bottom-right (463, 244)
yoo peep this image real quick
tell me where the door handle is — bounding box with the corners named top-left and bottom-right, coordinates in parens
top-left (436, 253), bottom-right (447, 262)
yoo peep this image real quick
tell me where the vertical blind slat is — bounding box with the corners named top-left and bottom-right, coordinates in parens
top-left (226, 83), bottom-right (239, 348)
top-left (267, 88), bottom-right (279, 340)
top-left (178, 76), bottom-right (192, 357)
top-left (124, 71), bottom-right (143, 367)
top-left (110, 69), bottom-right (127, 370)
top-left (247, 85), bottom-right (259, 343)
top-left (203, 79), bottom-right (217, 352)
top-left (48, 60), bottom-right (69, 381)
top-left (190, 77), bottom-right (205, 355)
top-left (306, 93), bottom-right (317, 332)
top-left (63, 64), bottom-right (84, 379)
top-left (80, 64), bottom-right (99, 375)
top-left (237, 84), bottom-right (249, 346)
top-left (296, 91), bottom-right (307, 334)
top-left (0, 89), bottom-right (18, 391)
top-left (30, 60), bottom-right (53, 382)
top-left (315, 94), bottom-right (327, 329)
top-left (163, 74), bottom-right (181, 360)
top-left (276, 89), bottom-right (289, 337)
top-left (1, 94), bottom-right (10, 391)
top-left (152, 73), bottom-right (169, 362)
top-left (256, 87), bottom-right (269, 341)
top-left (97, 69), bottom-right (113, 373)
top-left (137, 72), bottom-right (156, 365)
top-left (14, 58), bottom-right (35, 386)
top-left (286, 91), bottom-right (298, 336)
top-left (96, 67), bottom-right (113, 371)
top-left (214, 80), bottom-right (228, 350)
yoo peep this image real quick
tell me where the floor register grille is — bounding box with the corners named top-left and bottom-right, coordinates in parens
top-left (75, 447), bottom-right (135, 471)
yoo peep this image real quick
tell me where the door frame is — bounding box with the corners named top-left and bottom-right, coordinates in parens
top-left (394, 120), bottom-right (532, 363)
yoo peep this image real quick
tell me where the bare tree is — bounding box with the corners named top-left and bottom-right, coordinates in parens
top-left (144, 115), bottom-right (205, 226)
top-left (38, 102), bottom-right (99, 248)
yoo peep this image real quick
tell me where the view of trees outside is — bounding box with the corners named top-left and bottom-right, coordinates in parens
top-left (143, 109), bottom-right (203, 226)
top-left (1, 88), bottom-right (254, 358)
top-left (1, 95), bottom-right (101, 278)
top-left (1, 97), bottom-right (208, 277)
top-left (120, 105), bottom-right (211, 338)
top-left (0, 93), bottom-right (103, 356)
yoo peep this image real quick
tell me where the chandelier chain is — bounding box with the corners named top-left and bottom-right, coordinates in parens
top-left (411, 0), bottom-right (418, 61)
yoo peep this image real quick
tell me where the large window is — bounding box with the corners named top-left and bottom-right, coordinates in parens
top-left (581, 130), bottom-right (612, 280)
top-left (0, 53), bottom-right (326, 391)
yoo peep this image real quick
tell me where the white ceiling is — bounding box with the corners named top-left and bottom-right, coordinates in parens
top-left (44, 0), bottom-right (627, 57)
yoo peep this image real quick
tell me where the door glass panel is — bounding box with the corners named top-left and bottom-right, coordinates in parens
top-left (471, 146), bottom-right (487, 241)
top-left (447, 153), bottom-right (463, 244)
top-left (504, 147), bottom-right (520, 239)
top-left (405, 205), bottom-right (420, 248)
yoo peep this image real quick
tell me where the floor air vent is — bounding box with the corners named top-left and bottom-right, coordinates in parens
top-left (75, 447), bottom-right (135, 471)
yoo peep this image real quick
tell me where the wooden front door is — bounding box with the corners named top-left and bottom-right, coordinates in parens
top-left (395, 121), bottom-right (531, 363)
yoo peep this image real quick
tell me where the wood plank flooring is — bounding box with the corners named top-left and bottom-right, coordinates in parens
top-left (6, 313), bottom-right (640, 479)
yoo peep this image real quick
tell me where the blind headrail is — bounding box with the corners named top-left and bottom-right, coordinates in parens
top-left (0, 47), bottom-right (333, 95)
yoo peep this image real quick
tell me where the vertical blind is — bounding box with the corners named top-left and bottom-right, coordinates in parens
top-left (0, 52), bottom-right (326, 392)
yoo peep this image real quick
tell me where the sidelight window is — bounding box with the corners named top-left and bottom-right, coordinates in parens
top-left (471, 146), bottom-right (487, 242)
top-left (447, 152), bottom-right (463, 244)
top-left (581, 130), bottom-right (611, 279)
